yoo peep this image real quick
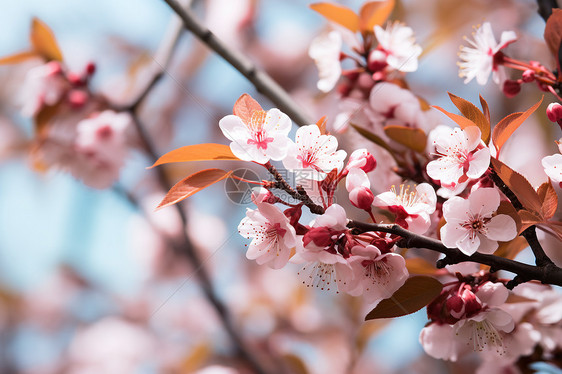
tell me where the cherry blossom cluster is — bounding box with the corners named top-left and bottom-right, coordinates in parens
top-left (20, 60), bottom-right (132, 189)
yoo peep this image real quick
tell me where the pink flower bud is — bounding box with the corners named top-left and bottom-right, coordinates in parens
top-left (45, 61), bottom-right (62, 76)
top-left (85, 62), bottom-right (96, 76)
top-left (502, 79), bottom-right (521, 98)
top-left (302, 226), bottom-right (334, 248)
top-left (521, 69), bottom-right (535, 83)
top-left (546, 103), bottom-right (562, 126)
top-left (251, 187), bottom-right (278, 204)
top-left (67, 72), bottom-right (83, 86)
top-left (367, 49), bottom-right (388, 72)
top-left (68, 89), bottom-right (88, 108)
top-left (344, 149), bottom-right (377, 174)
top-left (357, 72), bottom-right (375, 91)
top-left (349, 186), bottom-right (374, 210)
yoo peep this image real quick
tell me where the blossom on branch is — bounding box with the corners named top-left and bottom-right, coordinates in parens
top-left (440, 188), bottom-right (517, 255)
top-left (371, 22), bottom-right (422, 73)
top-left (219, 108), bottom-right (292, 164)
top-left (373, 183), bottom-right (436, 234)
top-left (283, 124), bottom-right (347, 180)
top-left (238, 201), bottom-right (297, 269)
top-left (426, 125), bottom-right (490, 192)
top-left (458, 22), bottom-right (517, 86)
top-left (20, 61), bottom-right (67, 117)
top-left (344, 244), bottom-right (408, 304)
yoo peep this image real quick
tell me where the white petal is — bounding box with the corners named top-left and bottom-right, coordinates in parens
top-left (466, 147), bottom-right (490, 178)
top-left (457, 230), bottom-right (480, 255)
top-left (468, 187), bottom-right (500, 217)
top-left (485, 214), bottom-right (517, 242)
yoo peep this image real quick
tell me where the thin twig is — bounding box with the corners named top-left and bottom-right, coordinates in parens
top-left (161, 0), bottom-right (314, 126)
top-left (347, 220), bottom-right (562, 288)
top-left (116, 3), bottom-right (273, 372)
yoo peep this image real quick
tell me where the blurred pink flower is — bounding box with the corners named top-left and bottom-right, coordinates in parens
top-left (309, 31), bottom-right (342, 92)
top-left (373, 22), bottom-right (422, 72)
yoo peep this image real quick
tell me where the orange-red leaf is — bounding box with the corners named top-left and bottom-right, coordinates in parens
top-left (538, 181), bottom-right (558, 220)
top-left (316, 115), bottom-right (327, 135)
top-left (0, 50), bottom-right (37, 65)
top-left (150, 143), bottom-right (239, 168)
top-left (233, 94), bottom-right (263, 125)
top-left (157, 169), bottom-right (233, 209)
top-left (383, 125), bottom-right (427, 153)
top-left (359, 0), bottom-right (394, 32)
top-left (518, 210), bottom-right (543, 233)
top-left (310, 3), bottom-right (360, 33)
top-left (448, 93), bottom-right (490, 143)
top-left (493, 236), bottom-right (528, 260)
top-left (30, 18), bottom-right (63, 62)
top-left (491, 158), bottom-right (542, 215)
top-left (544, 9), bottom-right (562, 60)
top-left (365, 276), bottom-right (443, 320)
top-left (432, 105), bottom-right (477, 130)
top-left (492, 97), bottom-right (543, 154)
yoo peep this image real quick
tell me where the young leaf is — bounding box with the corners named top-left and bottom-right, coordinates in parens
top-left (383, 125), bottom-right (427, 153)
top-left (157, 169), bottom-right (233, 210)
top-left (537, 180), bottom-right (558, 220)
top-left (492, 97), bottom-right (543, 155)
top-left (518, 210), bottom-right (543, 233)
top-left (150, 144), bottom-right (240, 168)
top-left (0, 50), bottom-right (37, 65)
top-left (316, 115), bottom-right (327, 135)
top-left (432, 105), bottom-right (477, 130)
top-left (365, 276), bottom-right (443, 320)
top-left (233, 93), bottom-right (263, 125)
top-left (490, 158), bottom-right (542, 215)
top-left (544, 9), bottom-right (562, 60)
top-left (30, 18), bottom-right (63, 62)
top-left (448, 93), bottom-right (490, 144)
top-left (359, 0), bottom-right (394, 32)
top-left (310, 3), bottom-right (360, 33)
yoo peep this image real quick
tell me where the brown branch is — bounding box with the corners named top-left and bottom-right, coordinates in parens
top-left (347, 220), bottom-right (562, 289)
top-left (266, 163), bottom-right (326, 214)
top-left (113, 5), bottom-right (274, 373)
top-left (161, 0), bottom-right (314, 127)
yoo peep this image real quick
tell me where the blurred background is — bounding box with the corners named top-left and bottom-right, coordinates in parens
top-left (0, 0), bottom-right (557, 373)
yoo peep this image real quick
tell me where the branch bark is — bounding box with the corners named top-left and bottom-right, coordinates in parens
top-left (347, 220), bottom-right (562, 288)
top-left (161, 0), bottom-right (314, 126)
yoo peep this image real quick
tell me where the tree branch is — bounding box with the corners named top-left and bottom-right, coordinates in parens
top-left (160, 0), bottom-right (314, 126)
top-left (347, 220), bottom-right (562, 289)
top-left (116, 5), bottom-right (274, 373)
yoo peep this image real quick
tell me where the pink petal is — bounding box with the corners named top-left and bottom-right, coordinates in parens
top-left (466, 147), bottom-right (490, 178)
top-left (485, 214), bottom-right (517, 242)
top-left (468, 188), bottom-right (500, 217)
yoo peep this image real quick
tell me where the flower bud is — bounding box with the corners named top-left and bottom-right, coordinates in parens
top-left (344, 149), bottom-right (377, 174)
top-left (502, 79), bottom-right (521, 98)
top-left (521, 69), bottom-right (535, 83)
top-left (349, 186), bottom-right (374, 210)
top-left (68, 89), bottom-right (88, 108)
top-left (85, 62), bottom-right (96, 76)
top-left (251, 187), bottom-right (278, 204)
top-left (546, 103), bottom-right (562, 129)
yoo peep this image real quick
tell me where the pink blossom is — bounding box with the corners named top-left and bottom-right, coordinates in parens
top-left (293, 204), bottom-right (355, 292)
top-left (73, 110), bottom-right (131, 189)
top-left (219, 108), bottom-right (292, 164)
top-left (426, 125), bottom-right (490, 190)
top-left (368, 82), bottom-right (430, 131)
top-left (542, 153), bottom-right (562, 185)
top-left (440, 188), bottom-right (517, 255)
top-left (283, 124), bottom-right (347, 180)
top-left (458, 22), bottom-right (517, 86)
top-left (238, 202), bottom-right (297, 269)
top-left (309, 31), bottom-right (343, 92)
top-left (372, 22), bottom-right (422, 72)
top-left (373, 183), bottom-right (436, 234)
top-left (344, 244), bottom-right (408, 304)
top-left (345, 168), bottom-right (374, 210)
top-left (20, 61), bottom-right (67, 117)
